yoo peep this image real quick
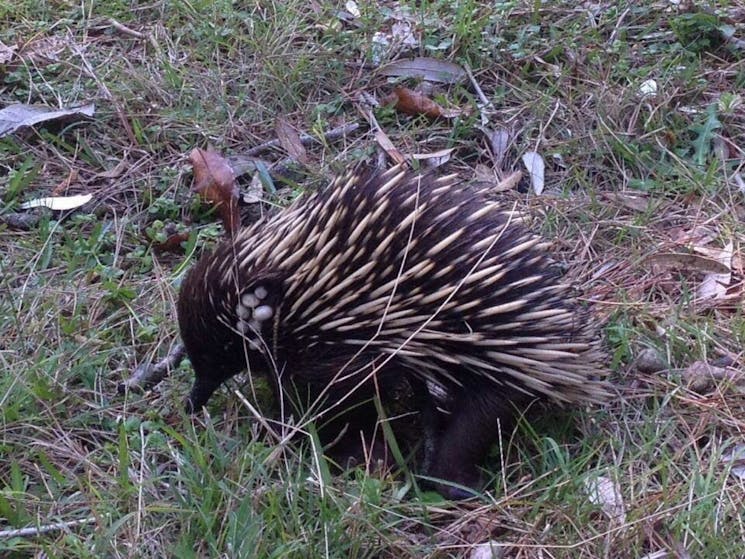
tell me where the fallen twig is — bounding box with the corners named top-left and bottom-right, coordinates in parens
top-left (244, 122), bottom-right (360, 157)
top-left (0, 516), bottom-right (97, 539)
top-left (118, 343), bottom-right (186, 394)
top-left (107, 18), bottom-right (146, 39)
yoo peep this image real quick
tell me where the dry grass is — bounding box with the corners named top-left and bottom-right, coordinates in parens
top-left (1, 1), bottom-right (744, 557)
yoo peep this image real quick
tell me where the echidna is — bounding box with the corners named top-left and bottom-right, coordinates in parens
top-left (177, 164), bottom-right (609, 498)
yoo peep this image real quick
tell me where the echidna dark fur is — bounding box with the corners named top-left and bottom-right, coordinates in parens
top-left (177, 164), bottom-right (609, 499)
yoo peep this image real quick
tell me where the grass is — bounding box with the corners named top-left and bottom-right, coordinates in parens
top-left (1, 0), bottom-right (744, 557)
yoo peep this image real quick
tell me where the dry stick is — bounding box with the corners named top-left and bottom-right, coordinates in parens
top-left (0, 516), bottom-right (97, 539)
top-left (464, 63), bottom-right (491, 127)
top-left (107, 18), bottom-right (146, 39)
top-left (118, 343), bottom-right (186, 394)
top-left (244, 122), bottom-right (360, 157)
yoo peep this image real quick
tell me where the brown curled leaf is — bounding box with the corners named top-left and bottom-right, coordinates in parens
top-left (383, 87), bottom-right (466, 119)
top-left (189, 147), bottom-right (240, 237)
top-left (153, 232), bottom-right (191, 254)
top-left (274, 117), bottom-right (308, 164)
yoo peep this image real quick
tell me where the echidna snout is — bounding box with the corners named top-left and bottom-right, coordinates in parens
top-left (177, 164), bottom-right (610, 498)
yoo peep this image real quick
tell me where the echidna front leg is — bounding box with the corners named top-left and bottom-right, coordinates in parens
top-left (408, 377), bottom-right (446, 475)
top-left (426, 390), bottom-right (521, 499)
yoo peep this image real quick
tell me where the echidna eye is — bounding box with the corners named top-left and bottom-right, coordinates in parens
top-left (253, 305), bottom-right (273, 322)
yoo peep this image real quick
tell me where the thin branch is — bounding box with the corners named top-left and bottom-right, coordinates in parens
top-left (0, 516), bottom-right (97, 538)
top-left (244, 122), bottom-right (360, 157)
top-left (118, 343), bottom-right (186, 394)
top-left (107, 18), bottom-right (146, 39)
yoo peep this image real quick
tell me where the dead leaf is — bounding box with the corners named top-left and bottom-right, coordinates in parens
top-left (153, 232), bottom-right (191, 254)
top-left (521, 151), bottom-right (545, 195)
top-left (374, 129), bottom-right (406, 165)
top-left (379, 57), bottom-right (466, 84)
top-left (734, 172), bottom-right (745, 194)
top-left (0, 103), bottom-right (95, 138)
top-left (611, 193), bottom-right (651, 212)
top-left (243, 173), bottom-right (265, 204)
top-left (482, 127), bottom-right (511, 169)
top-left (0, 40), bottom-right (16, 64)
top-left (473, 166), bottom-right (522, 192)
top-left (410, 148), bottom-right (453, 168)
top-left (473, 164), bottom-right (496, 183)
top-left (672, 225), bottom-right (718, 246)
top-left (494, 170), bottom-right (523, 192)
top-left (721, 443), bottom-right (745, 481)
top-left (383, 87), bottom-right (466, 119)
top-left (274, 117), bottom-right (308, 164)
top-left (20, 193), bottom-right (92, 211)
top-left (97, 159), bottom-right (130, 179)
top-left (697, 241), bottom-right (733, 300)
top-left (643, 252), bottom-right (730, 274)
top-left (189, 148), bottom-right (240, 236)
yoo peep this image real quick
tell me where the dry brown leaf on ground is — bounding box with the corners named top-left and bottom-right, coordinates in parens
top-left (189, 147), bottom-right (240, 236)
top-left (274, 117), bottom-right (309, 164)
top-left (495, 170), bottom-right (523, 192)
top-left (96, 158), bottom-right (130, 180)
top-left (379, 57), bottom-right (466, 84)
top-left (383, 87), bottom-right (467, 119)
top-left (472, 167), bottom-right (522, 192)
top-left (696, 241), bottom-right (733, 301)
top-left (153, 232), bottom-right (191, 254)
top-left (0, 103), bottom-right (95, 138)
top-left (482, 127), bottom-right (511, 170)
top-left (521, 151), bottom-right (545, 195)
top-left (671, 225), bottom-right (719, 247)
top-left (358, 103), bottom-right (406, 165)
top-left (643, 252), bottom-right (730, 275)
top-left (0, 39), bottom-right (15, 64)
top-left (410, 147), bottom-right (453, 168)
top-left (721, 443), bottom-right (745, 481)
top-left (374, 129), bottom-right (406, 164)
top-left (607, 192), bottom-right (654, 213)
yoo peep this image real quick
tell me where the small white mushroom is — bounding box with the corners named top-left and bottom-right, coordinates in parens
top-left (248, 339), bottom-right (262, 351)
top-left (254, 305), bottom-right (274, 322)
top-left (242, 293), bottom-right (259, 308)
top-left (236, 304), bottom-right (252, 319)
top-left (254, 285), bottom-right (268, 300)
top-left (236, 320), bottom-right (251, 333)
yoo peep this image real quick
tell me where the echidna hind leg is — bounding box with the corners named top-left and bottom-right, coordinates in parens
top-left (426, 390), bottom-right (523, 499)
